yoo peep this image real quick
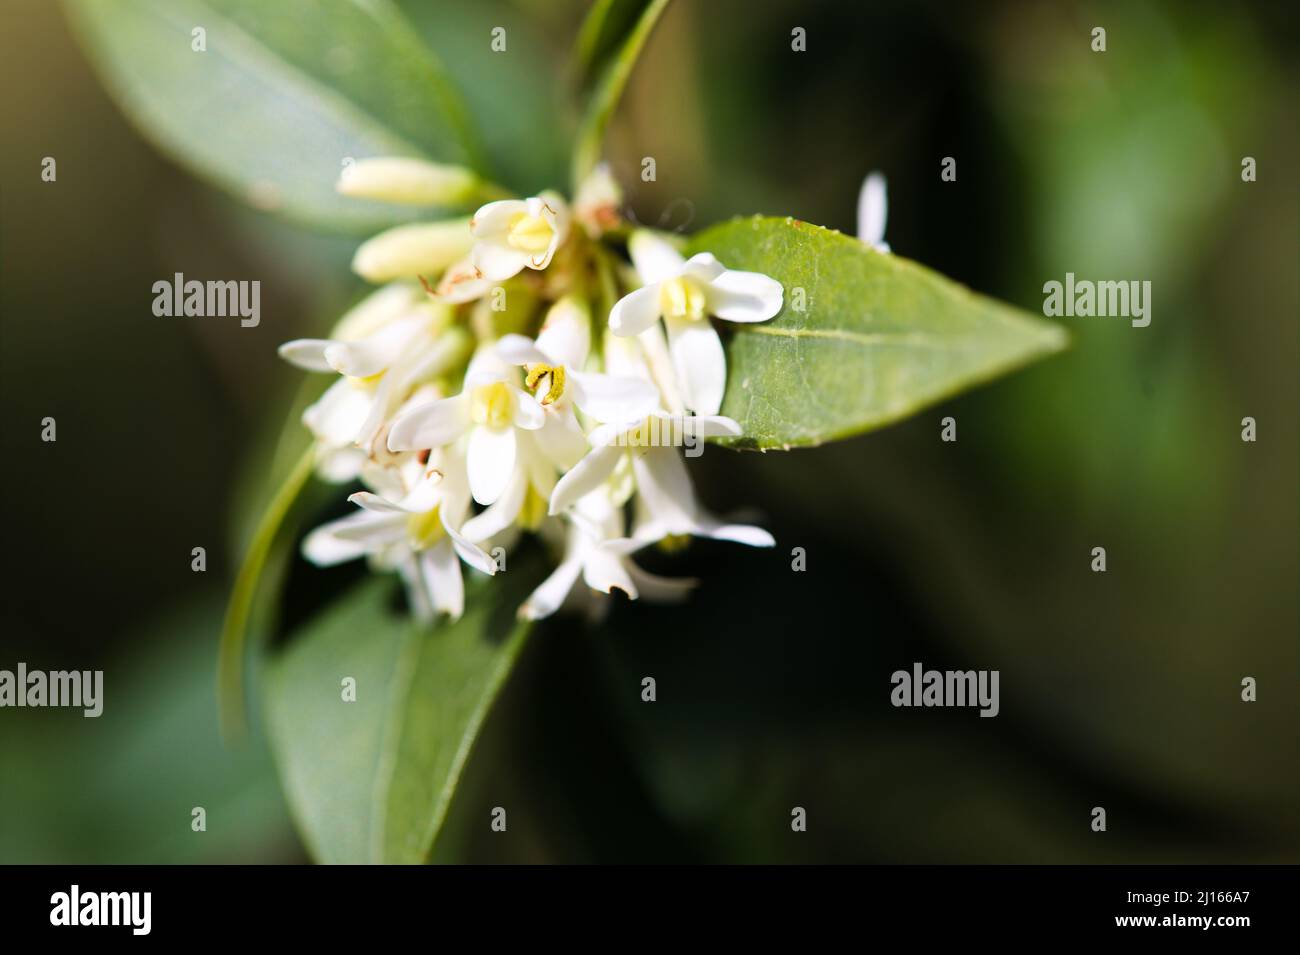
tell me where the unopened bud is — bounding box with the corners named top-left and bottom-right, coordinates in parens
top-left (337, 157), bottom-right (479, 206)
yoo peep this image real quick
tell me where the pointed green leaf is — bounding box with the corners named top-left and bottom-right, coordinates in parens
top-left (265, 569), bottom-right (535, 864)
top-left (571, 0), bottom-right (671, 188)
top-left (64, 0), bottom-right (484, 233)
top-left (686, 217), bottom-right (1068, 449)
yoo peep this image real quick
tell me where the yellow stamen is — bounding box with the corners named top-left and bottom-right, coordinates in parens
top-left (347, 371), bottom-right (385, 390)
top-left (658, 276), bottom-right (707, 321)
top-left (470, 382), bottom-right (513, 429)
top-left (506, 211), bottom-right (554, 254)
top-left (657, 533), bottom-right (691, 554)
top-left (525, 363), bottom-right (566, 405)
top-left (519, 485), bottom-right (548, 531)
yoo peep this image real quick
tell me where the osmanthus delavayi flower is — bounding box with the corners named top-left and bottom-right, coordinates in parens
top-left (608, 230), bottom-right (784, 415)
top-left (519, 486), bottom-right (697, 622)
top-left (301, 438), bottom-right (496, 621)
top-left (470, 192), bottom-right (570, 281)
top-left (280, 157), bottom-right (780, 621)
top-left (278, 283), bottom-right (470, 480)
top-left (385, 348), bottom-right (547, 507)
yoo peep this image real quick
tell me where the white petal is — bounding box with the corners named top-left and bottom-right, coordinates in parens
top-left (705, 269), bottom-right (784, 323)
top-left (495, 334), bottom-right (550, 366)
top-left (665, 314), bottom-right (726, 416)
top-left (568, 370), bottom-right (660, 423)
top-left (678, 252), bottom-right (727, 284)
top-left (421, 542), bottom-right (465, 619)
top-left (467, 425), bottom-right (517, 505)
top-left (695, 516), bottom-right (776, 547)
top-left (536, 297), bottom-right (591, 369)
top-left (399, 558), bottom-right (434, 622)
top-left (582, 548), bottom-right (638, 599)
top-left (303, 511), bottom-right (403, 562)
top-left (533, 412), bottom-right (588, 472)
top-left (625, 562), bottom-right (698, 602)
top-left (472, 241), bottom-right (530, 282)
top-left (518, 556), bottom-right (584, 620)
top-left (548, 445), bottom-right (623, 514)
top-left (322, 315), bottom-right (422, 377)
top-left (387, 395), bottom-right (468, 451)
top-left (278, 339), bottom-right (334, 372)
top-left (681, 414), bottom-right (743, 440)
top-left (442, 509), bottom-right (499, 575)
top-left (512, 390), bottom-right (547, 430)
top-left (628, 230), bottom-right (686, 284)
top-left (632, 450), bottom-right (697, 533)
top-left (608, 284), bottom-right (663, 337)
top-left (461, 468), bottom-right (527, 543)
top-left (471, 199), bottom-right (526, 239)
top-left (302, 378), bottom-right (372, 445)
top-left (857, 171), bottom-right (888, 248)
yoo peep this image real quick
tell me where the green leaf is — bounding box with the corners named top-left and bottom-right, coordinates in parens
top-left (218, 445), bottom-right (316, 742)
top-left (64, 0), bottom-right (484, 233)
top-left (265, 569), bottom-right (536, 863)
top-left (572, 0), bottom-right (655, 93)
top-left (686, 217), bottom-right (1068, 450)
top-left (571, 0), bottom-right (672, 188)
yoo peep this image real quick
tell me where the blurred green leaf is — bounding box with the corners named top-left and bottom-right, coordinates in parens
top-left (571, 0), bottom-right (671, 187)
top-left (573, 0), bottom-right (654, 92)
top-left (687, 217), bottom-right (1068, 449)
top-left (64, 0), bottom-right (483, 233)
top-left (265, 571), bottom-right (535, 863)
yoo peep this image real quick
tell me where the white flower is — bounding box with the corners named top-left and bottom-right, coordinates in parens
top-left (608, 231), bottom-right (783, 415)
top-left (497, 296), bottom-right (660, 427)
top-left (549, 412), bottom-right (773, 550)
top-left (278, 283), bottom-right (470, 479)
top-left (337, 157), bottom-right (479, 206)
top-left (428, 254), bottom-right (493, 304)
top-left (386, 349), bottom-right (545, 506)
top-left (301, 447), bottom-right (496, 621)
top-left (857, 171), bottom-right (891, 252)
top-left (519, 487), bottom-right (696, 621)
top-left (470, 192), bottom-right (570, 281)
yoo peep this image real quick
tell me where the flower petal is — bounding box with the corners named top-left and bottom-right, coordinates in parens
top-left (467, 425), bottom-right (517, 505)
top-left (608, 284), bottom-right (663, 337)
top-left (664, 314), bottom-right (726, 416)
top-left (495, 333), bottom-right (550, 367)
top-left (582, 547), bottom-right (638, 599)
top-left (857, 171), bottom-right (888, 248)
top-left (470, 199), bottom-right (526, 239)
top-left (569, 370), bottom-right (660, 423)
top-left (705, 269), bottom-right (784, 323)
top-left (471, 241), bottom-right (530, 282)
top-left (536, 297), bottom-right (591, 369)
top-left (625, 562), bottom-right (698, 602)
top-left (632, 449), bottom-right (697, 533)
top-left (322, 315), bottom-right (423, 378)
top-left (548, 445), bottom-right (622, 514)
top-left (628, 230), bottom-right (686, 284)
top-left (461, 468), bottom-right (527, 543)
top-left (421, 541), bottom-right (465, 619)
top-left (278, 339), bottom-right (334, 372)
top-left (442, 509), bottom-right (499, 575)
top-left (512, 389), bottom-right (547, 430)
top-left (387, 395), bottom-right (468, 451)
top-left (518, 556), bottom-right (583, 621)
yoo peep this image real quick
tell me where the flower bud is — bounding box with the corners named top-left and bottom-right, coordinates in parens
top-left (337, 157), bottom-right (479, 206)
top-left (351, 219), bottom-right (473, 282)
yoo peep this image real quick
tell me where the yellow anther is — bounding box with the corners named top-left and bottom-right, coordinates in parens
top-left (658, 276), bottom-right (707, 320)
top-left (470, 381), bottom-right (513, 429)
top-left (657, 533), bottom-right (691, 554)
top-left (506, 212), bottom-right (554, 254)
top-left (525, 363), bottom-right (566, 405)
top-left (407, 506), bottom-right (445, 550)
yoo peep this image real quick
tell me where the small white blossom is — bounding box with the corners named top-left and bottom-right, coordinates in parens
top-left (470, 192), bottom-right (570, 281)
top-left (608, 231), bottom-right (783, 415)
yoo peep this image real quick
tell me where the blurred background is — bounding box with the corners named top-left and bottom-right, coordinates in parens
top-left (1, 0), bottom-right (1297, 863)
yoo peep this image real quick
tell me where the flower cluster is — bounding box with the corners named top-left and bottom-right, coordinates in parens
top-left (279, 160), bottom-right (784, 622)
